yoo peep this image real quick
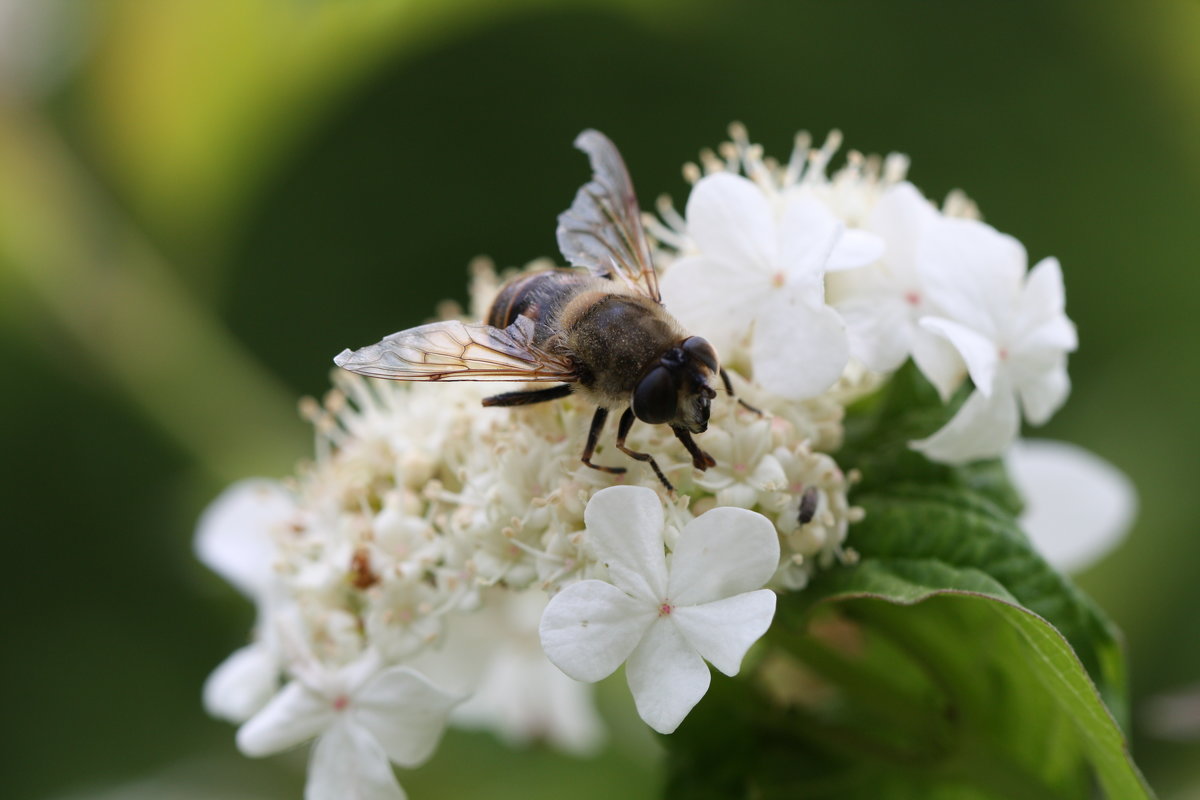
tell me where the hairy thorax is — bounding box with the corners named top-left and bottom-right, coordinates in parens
top-left (562, 291), bottom-right (687, 408)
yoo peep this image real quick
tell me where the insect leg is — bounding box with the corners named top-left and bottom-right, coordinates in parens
top-left (616, 408), bottom-right (674, 492)
top-left (671, 426), bottom-right (716, 471)
top-left (581, 407), bottom-right (626, 474)
top-left (482, 383), bottom-right (573, 407)
top-left (719, 367), bottom-right (762, 415)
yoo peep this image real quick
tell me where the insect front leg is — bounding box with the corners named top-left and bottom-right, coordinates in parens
top-left (581, 407), bottom-right (626, 475)
top-left (671, 426), bottom-right (716, 471)
top-left (719, 367), bottom-right (762, 415)
top-left (615, 408), bottom-right (674, 492)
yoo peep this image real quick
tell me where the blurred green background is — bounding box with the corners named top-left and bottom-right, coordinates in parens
top-left (3, 1), bottom-right (1199, 798)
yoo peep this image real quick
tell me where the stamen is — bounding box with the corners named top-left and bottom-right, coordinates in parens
top-left (504, 534), bottom-right (565, 563)
top-left (643, 211), bottom-right (687, 250)
top-left (727, 120), bottom-right (749, 149)
top-left (805, 129), bottom-right (843, 182)
top-left (783, 131), bottom-right (812, 187)
top-left (698, 147), bottom-right (724, 176)
top-left (883, 152), bottom-right (910, 184)
top-left (717, 141), bottom-right (739, 171)
top-left (745, 144), bottom-right (774, 190)
top-left (539, 557), bottom-right (580, 589)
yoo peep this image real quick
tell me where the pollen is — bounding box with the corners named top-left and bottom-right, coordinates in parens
top-left (658, 602), bottom-right (674, 617)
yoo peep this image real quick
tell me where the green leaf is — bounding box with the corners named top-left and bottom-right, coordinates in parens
top-left (663, 585), bottom-right (1153, 799)
top-left (835, 362), bottom-right (1127, 720)
top-left (842, 485), bottom-right (1128, 720)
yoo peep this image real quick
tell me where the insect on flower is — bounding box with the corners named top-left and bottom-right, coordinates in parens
top-left (334, 130), bottom-right (750, 491)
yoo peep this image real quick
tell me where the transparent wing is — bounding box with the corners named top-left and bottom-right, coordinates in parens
top-left (556, 129), bottom-right (661, 302)
top-left (333, 316), bottom-right (576, 382)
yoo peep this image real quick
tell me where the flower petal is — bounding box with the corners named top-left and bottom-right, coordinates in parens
top-left (1013, 256), bottom-right (1068, 334)
top-left (910, 378), bottom-right (1020, 465)
top-left (195, 479), bottom-right (292, 599)
top-left (354, 667), bottom-right (461, 768)
top-left (667, 507), bottom-right (780, 606)
top-left (625, 618), bottom-right (711, 734)
top-left (452, 645), bottom-right (606, 755)
top-left (715, 482), bottom-right (759, 510)
top-left (837, 292), bottom-right (914, 373)
top-left (777, 190), bottom-right (844, 279)
top-left (307, 721), bottom-right (405, 800)
top-left (911, 326), bottom-right (966, 402)
top-left (685, 173), bottom-right (777, 270)
top-left (750, 292), bottom-right (849, 399)
top-left (1012, 317), bottom-right (1078, 368)
top-left (920, 317), bottom-right (999, 396)
top-left (203, 642), bottom-right (280, 723)
top-left (1006, 439), bottom-right (1137, 573)
top-left (540, 579), bottom-right (657, 683)
top-left (1018, 361), bottom-right (1071, 425)
top-left (582, 486), bottom-right (669, 601)
top-left (777, 188), bottom-right (885, 274)
top-left (828, 228), bottom-right (886, 272)
top-left (867, 181), bottom-right (939, 276)
top-left (237, 680), bottom-right (334, 757)
top-left (660, 255), bottom-right (766, 356)
top-left (919, 217), bottom-right (1025, 339)
top-left (672, 590), bottom-right (777, 676)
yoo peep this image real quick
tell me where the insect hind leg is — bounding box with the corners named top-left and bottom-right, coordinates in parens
top-left (482, 383), bottom-right (573, 407)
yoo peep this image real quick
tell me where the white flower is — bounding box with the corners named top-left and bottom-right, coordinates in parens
top-left (911, 220), bottom-right (1077, 463)
top-left (660, 172), bottom-right (883, 399)
top-left (691, 415), bottom-right (786, 508)
top-left (1006, 439), bottom-right (1137, 573)
top-left (539, 486), bottom-right (779, 734)
top-left (195, 478), bottom-right (294, 600)
top-left (237, 651), bottom-right (461, 800)
top-left (196, 480), bottom-right (297, 722)
top-left (830, 182), bottom-right (963, 391)
top-left (203, 640), bottom-right (282, 724)
top-left (435, 590), bottom-right (606, 755)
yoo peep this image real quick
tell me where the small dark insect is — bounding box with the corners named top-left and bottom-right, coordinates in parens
top-left (334, 130), bottom-right (746, 491)
top-left (797, 486), bottom-right (820, 525)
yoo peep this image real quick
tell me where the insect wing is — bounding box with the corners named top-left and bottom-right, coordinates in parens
top-left (334, 316), bottom-right (576, 382)
top-left (556, 129), bottom-right (661, 302)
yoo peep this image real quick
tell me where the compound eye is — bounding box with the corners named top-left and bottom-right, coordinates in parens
top-left (682, 336), bottom-right (719, 373)
top-left (632, 366), bottom-right (678, 424)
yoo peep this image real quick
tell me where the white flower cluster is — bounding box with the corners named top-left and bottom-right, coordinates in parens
top-left (654, 124), bottom-right (1076, 462)
top-left (197, 125), bottom-right (1077, 799)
